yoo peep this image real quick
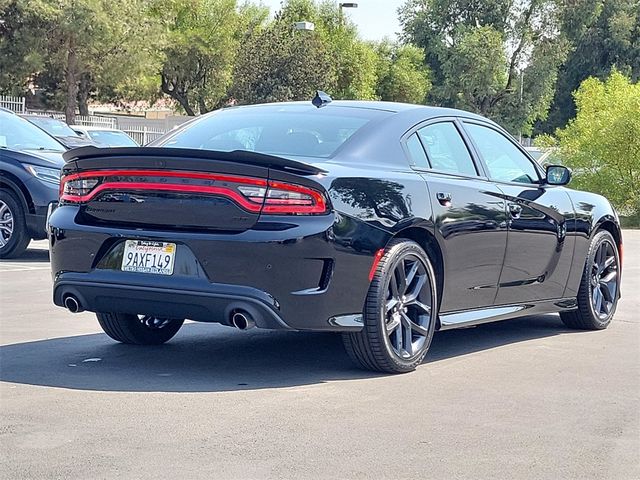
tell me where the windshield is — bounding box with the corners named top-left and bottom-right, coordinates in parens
top-left (88, 130), bottom-right (138, 147)
top-left (25, 116), bottom-right (78, 137)
top-left (157, 105), bottom-right (386, 158)
top-left (0, 112), bottom-right (66, 152)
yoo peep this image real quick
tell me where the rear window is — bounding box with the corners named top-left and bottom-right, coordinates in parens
top-left (157, 106), bottom-right (387, 158)
top-left (88, 130), bottom-right (138, 147)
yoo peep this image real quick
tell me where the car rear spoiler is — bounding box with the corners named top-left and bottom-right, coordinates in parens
top-left (62, 146), bottom-right (327, 176)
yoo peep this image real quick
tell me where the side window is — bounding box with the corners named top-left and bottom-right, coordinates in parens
top-left (417, 122), bottom-right (477, 176)
top-left (465, 123), bottom-right (540, 184)
top-left (405, 133), bottom-right (429, 168)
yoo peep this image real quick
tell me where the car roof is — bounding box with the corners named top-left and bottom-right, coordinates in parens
top-left (229, 100), bottom-right (488, 120)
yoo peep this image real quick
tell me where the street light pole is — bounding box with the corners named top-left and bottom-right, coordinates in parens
top-left (338, 2), bottom-right (358, 25)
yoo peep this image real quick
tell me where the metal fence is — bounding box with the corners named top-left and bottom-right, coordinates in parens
top-left (0, 95), bottom-right (26, 113)
top-left (123, 126), bottom-right (166, 145)
top-left (24, 110), bottom-right (118, 129)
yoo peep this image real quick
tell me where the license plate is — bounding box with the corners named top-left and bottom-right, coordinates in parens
top-left (121, 240), bottom-right (176, 275)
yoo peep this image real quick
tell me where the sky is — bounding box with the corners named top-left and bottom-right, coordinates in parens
top-left (254, 1), bottom-right (404, 41)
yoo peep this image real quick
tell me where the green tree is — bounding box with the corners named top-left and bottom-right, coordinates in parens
top-left (375, 42), bottom-right (431, 104)
top-left (232, 21), bottom-right (335, 104)
top-left (542, 70), bottom-right (640, 217)
top-left (1, 0), bottom-right (162, 123)
top-left (541, 0), bottom-right (640, 132)
top-left (274, 0), bottom-right (379, 100)
top-left (400, 0), bottom-right (568, 135)
top-left (152, 0), bottom-right (266, 115)
top-left (0, 0), bottom-right (49, 95)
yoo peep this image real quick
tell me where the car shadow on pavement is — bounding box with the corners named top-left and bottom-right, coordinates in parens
top-left (0, 314), bottom-right (573, 393)
top-left (1, 247), bottom-right (49, 263)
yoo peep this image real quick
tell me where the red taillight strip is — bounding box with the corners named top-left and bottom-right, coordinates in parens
top-left (62, 169), bottom-right (268, 186)
top-left (263, 180), bottom-right (327, 214)
top-left (62, 182), bottom-right (264, 212)
top-left (60, 170), bottom-right (328, 215)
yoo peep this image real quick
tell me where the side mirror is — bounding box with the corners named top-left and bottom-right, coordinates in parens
top-left (546, 165), bottom-right (571, 186)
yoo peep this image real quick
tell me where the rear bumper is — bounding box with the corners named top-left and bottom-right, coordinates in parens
top-left (53, 271), bottom-right (290, 330)
top-left (49, 205), bottom-right (391, 331)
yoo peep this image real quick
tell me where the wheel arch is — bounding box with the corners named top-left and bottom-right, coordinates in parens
top-left (390, 225), bottom-right (444, 325)
top-left (0, 171), bottom-right (35, 215)
top-left (594, 218), bottom-right (622, 250)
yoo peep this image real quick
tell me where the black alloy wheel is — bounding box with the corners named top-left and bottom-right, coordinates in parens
top-left (344, 239), bottom-right (438, 373)
top-left (561, 230), bottom-right (620, 330)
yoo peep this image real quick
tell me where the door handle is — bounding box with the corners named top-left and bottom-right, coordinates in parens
top-left (508, 203), bottom-right (522, 219)
top-left (436, 192), bottom-right (452, 207)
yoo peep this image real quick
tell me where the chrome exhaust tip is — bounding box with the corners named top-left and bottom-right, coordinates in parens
top-left (63, 294), bottom-right (83, 313)
top-left (230, 311), bottom-right (255, 330)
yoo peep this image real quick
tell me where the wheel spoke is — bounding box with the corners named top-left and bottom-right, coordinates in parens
top-left (409, 300), bottom-right (432, 315)
top-left (386, 297), bottom-right (399, 314)
top-left (394, 322), bottom-right (404, 352)
top-left (401, 316), bottom-right (413, 355)
top-left (401, 312), bottom-right (430, 337)
top-left (404, 260), bottom-right (419, 288)
top-left (386, 314), bottom-right (401, 334)
top-left (603, 255), bottom-right (615, 269)
top-left (404, 274), bottom-right (427, 303)
top-left (0, 203), bottom-right (8, 218)
top-left (394, 259), bottom-right (407, 296)
top-left (593, 287), bottom-right (604, 314)
top-left (600, 270), bottom-right (617, 284)
top-left (599, 281), bottom-right (615, 303)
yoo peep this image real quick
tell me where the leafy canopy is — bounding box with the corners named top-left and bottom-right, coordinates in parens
top-left (541, 70), bottom-right (640, 216)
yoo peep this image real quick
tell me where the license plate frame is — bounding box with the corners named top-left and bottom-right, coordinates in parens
top-left (121, 240), bottom-right (176, 275)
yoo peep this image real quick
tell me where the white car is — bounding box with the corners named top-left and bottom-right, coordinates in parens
top-left (71, 126), bottom-right (138, 147)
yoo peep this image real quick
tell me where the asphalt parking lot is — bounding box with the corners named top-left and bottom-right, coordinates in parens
top-left (1, 233), bottom-right (638, 480)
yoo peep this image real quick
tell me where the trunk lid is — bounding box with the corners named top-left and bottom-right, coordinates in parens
top-left (61, 147), bottom-right (327, 232)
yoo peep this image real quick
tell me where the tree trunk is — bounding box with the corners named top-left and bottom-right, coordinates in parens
top-left (65, 35), bottom-right (78, 125)
top-left (161, 73), bottom-right (196, 116)
top-left (78, 74), bottom-right (91, 116)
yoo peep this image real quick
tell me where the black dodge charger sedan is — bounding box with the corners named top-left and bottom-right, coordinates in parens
top-left (48, 99), bottom-right (622, 373)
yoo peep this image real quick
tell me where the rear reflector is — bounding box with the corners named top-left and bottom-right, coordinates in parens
top-left (368, 248), bottom-right (385, 281)
top-left (60, 169), bottom-right (327, 215)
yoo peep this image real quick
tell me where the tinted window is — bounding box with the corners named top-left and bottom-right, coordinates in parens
top-left (158, 106), bottom-right (387, 158)
top-left (88, 130), bottom-right (138, 147)
top-left (406, 133), bottom-right (429, 168)
top-left (465, 123), bottom-right (540, 184)
top-left (26, 116), bottom-right (78, 137)
top-left (417, 122), bottom-right (477, 176)
top-left (0, 112), bottom-right (65, 152)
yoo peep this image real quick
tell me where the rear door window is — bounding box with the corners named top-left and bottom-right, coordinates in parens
top-left (417, 122), bottom-right (478, 176)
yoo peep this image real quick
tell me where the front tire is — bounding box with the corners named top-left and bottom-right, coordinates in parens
top-left (0, 189), bottom-right (30, 259)
top-left (343, 239), bottom-right (438, 373)
top-left (96, 313), bottom-right (184, 345)
top-left (560, 230), bottom-right (620, 330)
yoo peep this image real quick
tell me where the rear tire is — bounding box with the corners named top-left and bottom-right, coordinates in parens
top-left (343, 239), bottom-right (438, 373)
top-left (560, 230), bottom-right (620, 330)
top-left (0, 189), bottom-right (30, 259)
top-left (96, 312), bottom-right (184, 345)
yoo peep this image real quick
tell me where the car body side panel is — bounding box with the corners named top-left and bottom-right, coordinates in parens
top-left (493, 185), bottom-right (576, 304)
top-left (421, 173), bottom-right (508, 312)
